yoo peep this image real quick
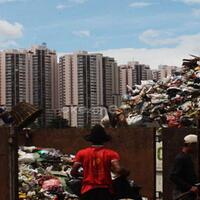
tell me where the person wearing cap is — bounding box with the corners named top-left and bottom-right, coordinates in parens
top-left (170, 134), bottom-right (198, 200)
top-left (70, 124), bottom-right (125, 200)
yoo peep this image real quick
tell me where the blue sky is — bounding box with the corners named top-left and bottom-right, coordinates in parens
top-left (1, 0), bottom-right (200, 68)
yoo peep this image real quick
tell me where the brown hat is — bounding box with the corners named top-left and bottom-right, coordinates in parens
top-left (84, 124), bottom-right (111, 144)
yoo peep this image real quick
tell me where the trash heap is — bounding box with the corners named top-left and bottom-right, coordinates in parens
top-left (102, 56), bottom-right (200, 129)
top-left (18, 146), bottom-right (79, 200)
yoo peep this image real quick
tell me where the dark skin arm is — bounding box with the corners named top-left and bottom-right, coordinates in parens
top-left (111, 160), bottom-right (121, 175)
top-left (70, 162), bottom-right (83, 178)
top-left (111, 160), bottom-right (130, 177)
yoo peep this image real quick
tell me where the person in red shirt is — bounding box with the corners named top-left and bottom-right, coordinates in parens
top-left (71, 124), bottom-right (123, 200)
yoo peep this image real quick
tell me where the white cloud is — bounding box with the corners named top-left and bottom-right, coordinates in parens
top-left (192, 8), bottom-right (200, 16)
top-left (59, 31), bottom-right (200, 69)
top-left (0, 0), bottom-right (28, 3)
top-left (56, 0), bottom-right (87, 10)
top-left (72, 30), bottom-right (90, 37)
top-left (0, 0), bottom-right (16, 3)
top-left (0, 20), bottom-right (23, 38)
top-left (94, 40), bottom-right (106, 48)
top-left (99, 32), bottom-right (200, 69)
top-left (0, 40), bottom-right (18, 48)
top-left (175, 0), bottom-right (200, 4)
top-left (56, 4), bottom-right (68, 10)
top-left (68, 0), bottom-right (88, 3)
top-left (139, 29), bottom-right (180, 46)
top-left (129, 2), bottom-right (152, 8)
top-left (0, 20), bottom-right (23, 48)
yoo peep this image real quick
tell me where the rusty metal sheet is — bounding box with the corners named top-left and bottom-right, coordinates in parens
top-left (0, 128), bottom-right (10, 200)
top-left (106, 128), bottom-right (156, 200)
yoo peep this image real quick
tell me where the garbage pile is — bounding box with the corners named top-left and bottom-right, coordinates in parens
top-left (101, 56), bottom-right (200, 129)
top-left (18, 146), bottom-right (79, 200)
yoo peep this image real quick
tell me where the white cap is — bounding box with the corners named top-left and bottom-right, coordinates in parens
top-left (184, 134), bottom-right (198, 144)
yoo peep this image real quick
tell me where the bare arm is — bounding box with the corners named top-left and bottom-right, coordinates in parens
top-left (111, 160), bottom-right (121, 175)
top-left (111, 160), bottom-right (130, 178)
top-left (70, 162), bottom-right (82, 178)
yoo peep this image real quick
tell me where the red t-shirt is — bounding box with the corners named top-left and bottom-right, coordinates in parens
top-left (74, 146), bottom-right (120, 194)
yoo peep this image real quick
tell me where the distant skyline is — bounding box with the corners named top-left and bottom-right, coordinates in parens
top-left (1, 0), bottom-right (200, 68)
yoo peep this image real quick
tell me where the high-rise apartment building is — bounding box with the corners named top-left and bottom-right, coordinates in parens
top-left (158, 65), bottom-right (179, 79)
top-left (131, 62), bottom-right (151, 85)
top-left (0, 49), bottom-right (29, 109)
top-left (59, 51), bottom-right (119, 127)
top-left (0, 44), bottom-right (59, 127)
top-left (119, 65), bottom-right (133, 95)
top-left (152, 70), bottom-right (161, 81)
top-left (103, 57), bottom-right (120, 107)
top-left (78, 52), bottom-right (104, 127)
top-left (59, 53), bottom-right (78, 127)
top-left (31, 44), bottom-right (58, 127)
top-left (146, 68), bottom-right (153, 81)
top-left (119, 61), bottom-right (152, 95)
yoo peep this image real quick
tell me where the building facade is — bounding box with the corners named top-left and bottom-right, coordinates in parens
top-left (131, 62), bottom-right (151, 85)
top-left (119, 65), bottom-right (133, 95)
top-left (119, 61), bottom-right (152, 95)
top-left (59, 51), bottom-right (119, 127)
top-left (103, 57), bottom-right (120, 107)
top-left (0, 44), bottom-right (59, 127)
top-left (59, 54), bottom-right (78, 127)
top-left (31, 44), bottom-right (58, 127)
top-left (0, 49), bottom-right (28, 109)
top-left (158, 65), bottom-right (179, 79)
top-left (152, 70), bottom-right (161, 81)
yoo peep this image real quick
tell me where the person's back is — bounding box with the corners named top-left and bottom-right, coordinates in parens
top-left (75, 146), bottom-right (119, 194)
top-left (71, 124), bottom-right (123, 200)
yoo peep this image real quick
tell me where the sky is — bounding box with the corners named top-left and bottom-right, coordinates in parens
top-left (1, 0), bottom-right (200, 68)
